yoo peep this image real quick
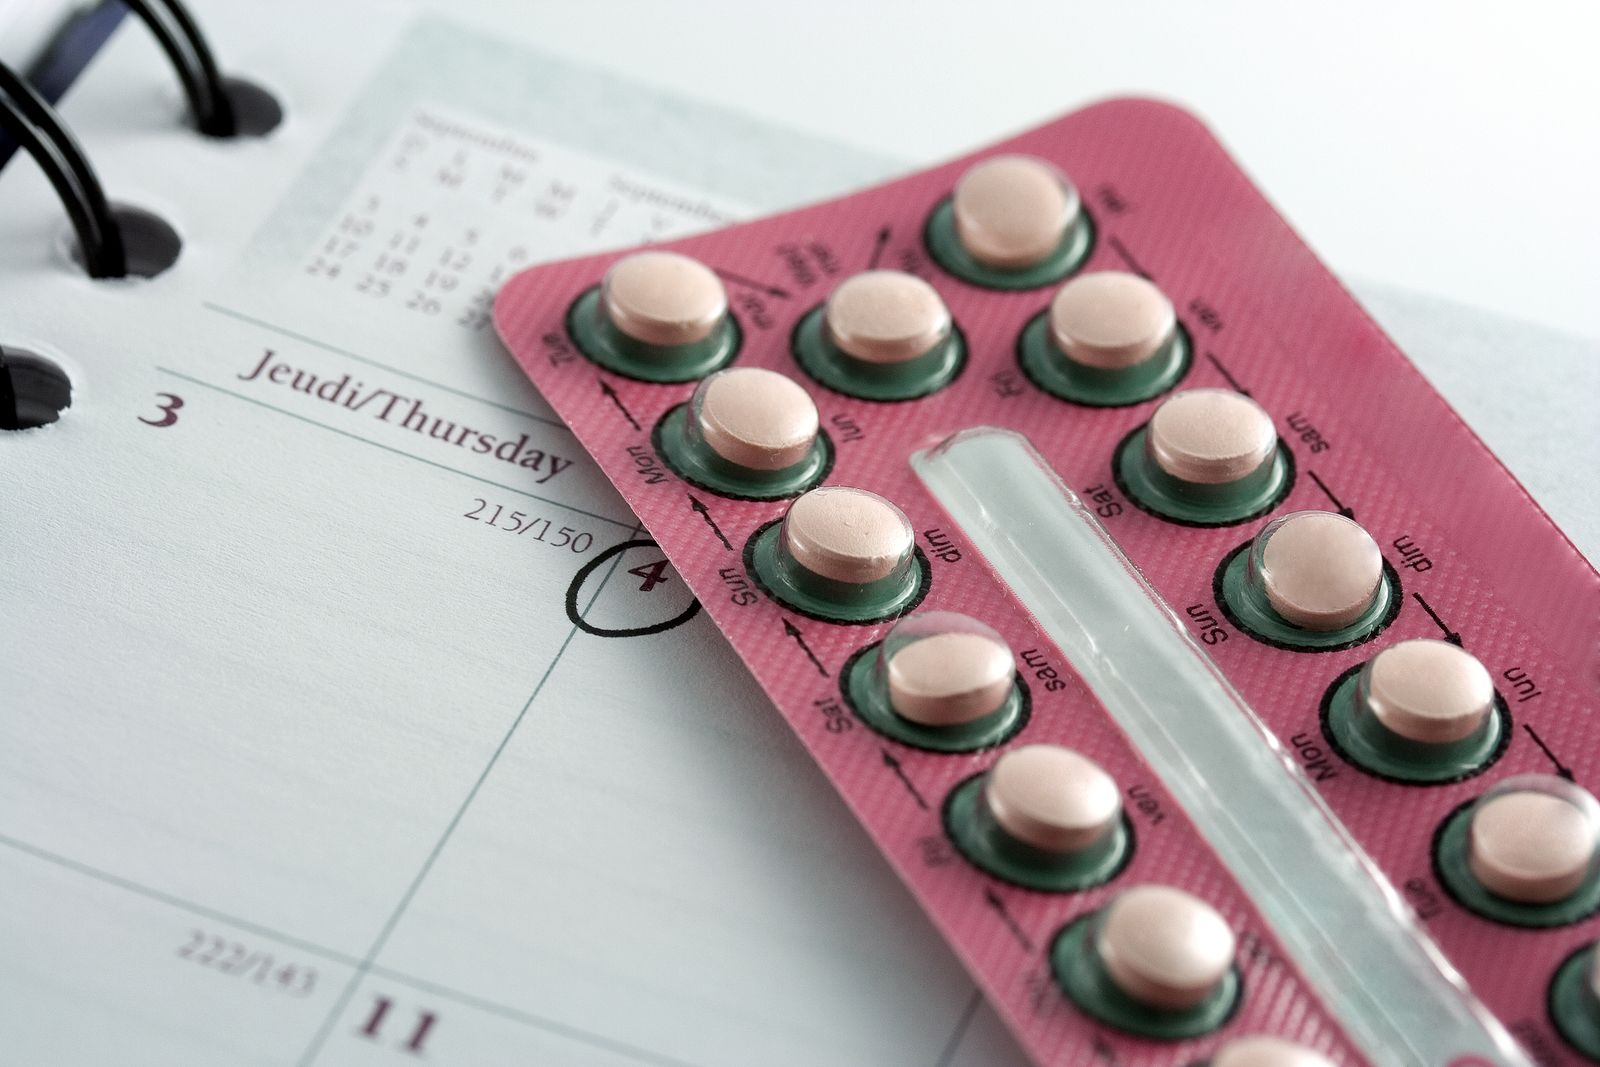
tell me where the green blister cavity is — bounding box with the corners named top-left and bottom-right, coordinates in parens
top-left (1320, 665), bottom-right (1508, 784)
top-left (566, 286), bottom-right (740, 383)
top-left (944, 774), bottom-right (1132, 892)
top-left (653, 403), bottom-right (831, 501)
top-left (1050, 915), bottom-right (1241, 1039)
top-left (1018, 313), bottom-right (1191, 407)
top-left (1215, 543), bottom-right (1399, 651)
top-left (842, 646), bottom-right (1028, 753)
top-left (744, 521), bottom-right (930, 625)
top-left (1549, 944), bottom-right (1600, 1060)
top-left (1114, 425), bottom-right (1293, 527)
top-left (1433, 800), bottom-right (1600, 928)
top-left (791, 307), bottom-right (964, 401)
top-left (923, 197), bottom-right (1095, 290)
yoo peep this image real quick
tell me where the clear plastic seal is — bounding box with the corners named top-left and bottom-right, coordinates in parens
top-left (912, 426), bottom-right (1525, 1067)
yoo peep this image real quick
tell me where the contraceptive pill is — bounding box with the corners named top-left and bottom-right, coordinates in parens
top-left (1117, 388), bottom-right (1291, 525)
top-left (1363, 639), bottom-right (1496, 744)
top-left (696, 368), bottom-right (818, 471)
top-left (656, 367), bottom-right (830, 498)
top-left (945, 743), bottom-right (1130, 890)
top-left (1050, 271), bottom-right (1176, 370)
top-left (952, 155), bottom-right (1080, 270)
top-left (1219, 510), bottom-right (1395, 649)
top-left (1018, 270), bottom-right (1191, 405)
top-left (1148, 389), bottom-right (1278, 485)
top-left (793, 270), bottom-right (965, 400)
top-left (746, 486), bottom-right (927, 623)
top-left (925, 154), bottom-right (1094, 288)
top-left (601, 251), bottom-right (726, 347)
top-left (984, 745), bottom-right (1121, 853)
top-left (783, 486), bottom-right (912, 585)
top-left (885, 624), bottom-right (1013, 726)
top-left (1470, 788), bottom-right (1597, 904)
top-left (1096, 885), bottom-right (1236, 1010)
top-left (846, 612), bottom-right (1027, 751)
top-left (567, 250), bottom-right (740, 381)
top-left (1323, 639), bottom-right (1505, 783)
top-left (1435, 774), bottom-right (1600, 926)
top-left (1257, 511), bottom-right (1383, 630)
top-left (1052, 883), bottom-right (1240, 1038)
top-left (825, 270), bottom-right (951, 365)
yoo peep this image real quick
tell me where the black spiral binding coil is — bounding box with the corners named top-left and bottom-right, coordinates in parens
top-left (0, 60), bottom-right (128, 278)
top-left (1, 0), bottom-right (280, 428)
top-left (122, 0), bottom-right (282, 138)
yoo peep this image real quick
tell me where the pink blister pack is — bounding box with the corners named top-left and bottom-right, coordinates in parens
top-left (493, 99), bottom-right (1600, 1066)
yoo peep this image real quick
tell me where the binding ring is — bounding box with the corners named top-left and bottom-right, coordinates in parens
top-left (0, 61), bottom-right (182, 278)
top-left (124, 0), bottom-right (283, 138)
top-left (0, 60), bottom-right (127, 277)
top-left (0, 345), bottom-right (72, 431)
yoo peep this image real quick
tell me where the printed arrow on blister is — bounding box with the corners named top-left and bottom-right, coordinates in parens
top-left (1305, 470), bottom-right (1354, 519)
top-left (983, 887), bottom-right (1033, 952)
top-left (688, 494), bottom-right (732, 551)
top-left (880, 748), bottom-right (928, 810)
top-left (597, 377), bottom-right (640, 431)
top-left (782, 618), bottom-right (828, 678)
top-left (1203, 351), bottom-right (1252, 397)
top-left (1104, 234), bottom-right (1153, 280)
top-left (711, 267), bottom-right (791, 300)
top-left (1523, 724), bottom-right (1576, 781)
top-left (867, 226), bottom-right (891, 269)
top-left (1410, 592), bottom-right (1462, 646)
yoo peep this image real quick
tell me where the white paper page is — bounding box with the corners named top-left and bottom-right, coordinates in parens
top-left (0, 8), bottom-right (1027, 1066)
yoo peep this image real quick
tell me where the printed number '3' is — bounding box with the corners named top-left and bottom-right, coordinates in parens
top-left (140, 392), bottom-right (185, 427)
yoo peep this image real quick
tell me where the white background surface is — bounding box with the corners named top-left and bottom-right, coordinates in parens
top-left (436, 0), bottom-right (1600, 339)
top-left (4, 1), bottom-right (1597, 331)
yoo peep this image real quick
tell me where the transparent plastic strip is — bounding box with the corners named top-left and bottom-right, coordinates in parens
top-left (912, 428), bottom-right (1522, 1067)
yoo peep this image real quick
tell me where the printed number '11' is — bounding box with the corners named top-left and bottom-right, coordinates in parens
top-left (359, 995), bottom-right (436, 1054)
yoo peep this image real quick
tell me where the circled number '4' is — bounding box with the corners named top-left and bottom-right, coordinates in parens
top-left (139, 392), bottom-right (185, 427)
top-left (628, 559), bottom-right (672, 592)
top-left (566, 539), bottom-right (701, 639)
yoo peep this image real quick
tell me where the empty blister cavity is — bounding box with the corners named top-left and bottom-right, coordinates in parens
top-left (745, 486), bottom-right (929, 623)
top-left (1321, 640), bottom-right (1508, 784)
top-left (1434, 773), bottom-right (1600, 927)
top-left (654, 368), bottom-right (831, 499)
top-left (1019, 271), bottom-right (1191, 406)
top-left (791, 270), bottom-right (964, 400)
top-left (1207, 1036), bottom-right (1337, 1067)
top-left (567, 251), bottom-right (741, 382)
top-left (1051, 884), bottom-right (1241, 1039)
top-left (1115, 388), bottom-right (1293, 525)
top-left (843, 612), bottom-right (1028, 751)
top-left (925, 154), bottom-right (1094, 288)
top-left (1217, 510), bottom-right (1399, 650)
top-left (944, 744), bottom-right (1132, 891)
top-left (1549, 941), bottom-right (1600, 1060)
